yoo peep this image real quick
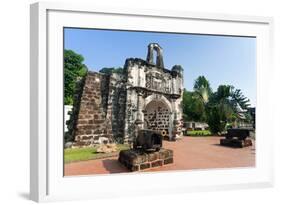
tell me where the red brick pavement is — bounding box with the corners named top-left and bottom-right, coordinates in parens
top-left (64, 136), bottom-right (255, 176)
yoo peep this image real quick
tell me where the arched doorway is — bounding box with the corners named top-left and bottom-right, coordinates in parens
top-left (143, 100), bottom-right (171, 138)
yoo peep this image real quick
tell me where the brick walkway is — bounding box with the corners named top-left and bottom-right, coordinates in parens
top-left (64, 136), bottom-right (255, 176)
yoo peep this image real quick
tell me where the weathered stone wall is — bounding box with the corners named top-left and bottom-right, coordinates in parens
top-left (144, 101), bottom-right (170, 132)
top-left (108, 73), bottom-right (127, 143)
top-left (72, 71), bottom-right (128, 146)
top-left (73, 72), bottom-right (113, 146)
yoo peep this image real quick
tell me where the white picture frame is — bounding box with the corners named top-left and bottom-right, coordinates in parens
top-left (30, 2), bottom-right (274, 202)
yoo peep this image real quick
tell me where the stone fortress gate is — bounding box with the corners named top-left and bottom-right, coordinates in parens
top-left (70, 43), bottom-right (183, 146)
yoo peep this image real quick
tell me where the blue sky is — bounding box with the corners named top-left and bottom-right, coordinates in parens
top-left (64, 28), bottom-right (256, 106)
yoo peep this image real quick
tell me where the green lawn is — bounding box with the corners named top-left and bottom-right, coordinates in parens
top-left (64, 144), bottom-right (130, 164)
top-left (185, 130), bottom-right (212, 136)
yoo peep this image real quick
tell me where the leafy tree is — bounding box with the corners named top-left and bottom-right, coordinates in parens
top-left (206, 85), bottom-right (251, 134)
top-left (99, 67), bottom-right (124, 75)
top-left (172, 65), bottom-right (184, 71)
top-left (64, 49), bottom-right (87, 105)
top-left (182, 76), bottom-right (211, 122)
top-left (194, 76), bottom-right (211, 91)
top-left (231, 89), bottom-right (250, 110)
top-left (182, 89), bottom-right (206, 122)
top-left (182, 74), bottom-right (252, 134)
top-left (206, 106), bottom-right (226, 134)
top-left (193, 76), bottom-right (212, 104)
top-left (206, 85), bottom-right (231, 134)
top-left (214, 85), bottom-right (250, 121)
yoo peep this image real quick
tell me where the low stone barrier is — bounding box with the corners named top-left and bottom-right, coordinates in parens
top-left (118, 148), bottom-right (173, 171)
top-left (220, 138), bottom-right (252, 148)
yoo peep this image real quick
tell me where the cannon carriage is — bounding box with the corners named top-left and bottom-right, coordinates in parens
top-left (220, 128), bottom-right (254, 148)
top-left (118, 129), bottom-right (173, 171)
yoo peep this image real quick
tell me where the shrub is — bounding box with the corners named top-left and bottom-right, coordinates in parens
top-left (186, 130), bottom-right (211, 136)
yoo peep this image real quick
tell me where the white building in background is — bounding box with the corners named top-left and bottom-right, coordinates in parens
top-left (64, 105), bottom-right (73, 132)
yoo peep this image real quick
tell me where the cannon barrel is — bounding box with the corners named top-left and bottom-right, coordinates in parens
top-left (226, 128), bottom-right (254, 140)
top-left (133, 129), bottom-right (162, 152)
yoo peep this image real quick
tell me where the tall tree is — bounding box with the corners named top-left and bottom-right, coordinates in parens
top-left (206, 85), bottom-right (233, 133)
top-left (207, 85), bottom-right (251, 134)
top-left (231, 89), bottom-right (251, 110)
top-left (64, 49), bottom-right (87, 105)
top-left (99, 67), bottom-right (124, 75)
top-left (193, 76), bottom-right (212, 104)
top-left (181, 75), bottom-right (252, 134)
top-left (182, 76), bottom-right (211, 122)
top-left (182, 89), bottom-right (206, 122)
top-left (171, 65), bottom-right (184, 73)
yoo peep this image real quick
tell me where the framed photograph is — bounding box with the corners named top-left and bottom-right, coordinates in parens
top-left (30, 2), bottom-right (274, 202)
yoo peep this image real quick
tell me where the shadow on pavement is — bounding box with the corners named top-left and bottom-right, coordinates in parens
top-left (102, 159), bottom-right (129, 174)
top-left (211, 143), bottom-right (241, 149)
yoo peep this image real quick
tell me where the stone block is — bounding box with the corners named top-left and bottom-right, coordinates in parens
top-left (96, 143), bottom-right (117, 153)
top-left (140, 163), bottom-right (151, 170)
top-left (93, 130), bottom-right (102, 134)
top-left (136, 153), bottom-right (148, 164)
top-left (151, 160), bottom-right (163, 167)
top-left (159, 149), bottom-right (173, 159)
top-left (164, 157), bottom-right (173, 165)
top-left (220, 138), bottom-right (252, 148)
top-left (77, 120), bottom-right (87, 124)
top-left (81, 135), bottom-right (92, 140)
top-left (131, 165), bottom-right (140, 172)
top-left (243, 139), bottom-right (253, 147)
top-left (148, 152), bottom-right (159, 162)
top-left (94, 119), bottom-right (105, 124)
top-left (118, 148), bottom-right (173, 171)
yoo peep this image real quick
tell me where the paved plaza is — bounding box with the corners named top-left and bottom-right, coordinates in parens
top-left (64, 136), bottom-right (255, 176)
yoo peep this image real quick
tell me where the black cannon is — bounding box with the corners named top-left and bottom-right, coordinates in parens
top-left (133, 129), bottom-right (162, 152)
top-left (118, 129), bottom-right (173, 171)
top-left (220, 128), bottom-right (254, 148)
top-left (226, 128), bottom-right (254, 140)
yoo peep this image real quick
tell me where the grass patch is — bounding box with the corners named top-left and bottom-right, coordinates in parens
top-left (64, 144), bottom-right (130, 164)
top-left (185, 130), bottom-right (212, 136)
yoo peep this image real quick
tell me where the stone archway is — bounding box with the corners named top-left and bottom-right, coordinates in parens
top-left (143, 95), bottom-right (173, 139)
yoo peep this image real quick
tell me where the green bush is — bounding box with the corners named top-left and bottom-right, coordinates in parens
top-left (206, 106), bottom-right (226, 134)
top-left (186, 130), bottom-right (212, 136)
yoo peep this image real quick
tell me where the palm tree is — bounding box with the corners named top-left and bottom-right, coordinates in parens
top-left (193, 76), bottom-right (212, 104)
top-left (231, 89), bottom-right (250, 110)
top-left (207, 85), bottom-right (251, 133)
top-left (182, 76), bottom-right (212, 123)
top-left (181, 75), bottom-right (251, 134)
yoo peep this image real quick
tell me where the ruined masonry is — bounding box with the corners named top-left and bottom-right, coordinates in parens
top-left (72, 43), bottom-right (184, 146)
